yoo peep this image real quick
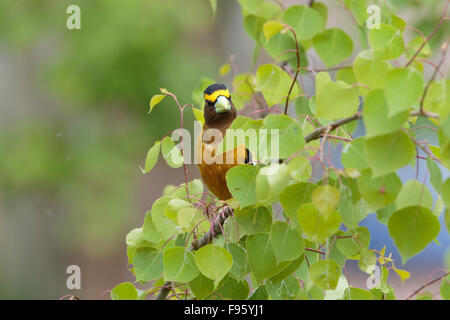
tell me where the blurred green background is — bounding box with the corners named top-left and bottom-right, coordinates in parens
top-left (0, 0), bottom-right (447, 299)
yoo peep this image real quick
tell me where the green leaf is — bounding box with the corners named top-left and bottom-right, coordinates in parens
top-left (316, 71), bottom-right (331, 92)
top-left (405, 36), bottom-right (431, 60)
top-left (311, 185), bottom-right (340, 217)
top-left (163, 247), bottom-right (199, 283)
top-left (248, 286), bottom-right (269, 300)
top-left (341, 137), bottom-right (368, 171)
top-left (226, 243), bottom-right (249, 279)
top-left (215, 276), bottom-right (250, 300)
top-left (365, 131), bottom-right (415, 177)
top-left (336, 227), bottom-right (370, 258)
top-left (177, 207), bottom-right (205, 233)
top-left (219, 63), bottom-right (230, 76)
top-left (357, 169), bottom-right (402, 211)
top-left (161, 136), bottom-right (183, 168)
top-left (392, 265), bottom-right (410, 283)
top-left (188, 273), bottom-right (215, 299)
top-left (270, 221), bottom-right (304, 263)
top-left (446, 209), bottom-right (450, 234)
top-left (238, 0), bottom-right (280, 19)
top-left (389, 14), bottom-right (406, 31)
top-left (246, 233), bottom-right (290, 282)
top-left (343, 287), bottom-right (372, 300)
top-left (385, 68), bottom-right (424, 116)
top-left (226, 164), bottom-right (259, 208)
top-left (388, 206), bottom-right (440, 263)
top-left (279, 182), bottom-right (315, 221)
top-left (311, 2), bottom-right (328, 19)
top-left (349, 0), bottom-right (368, 25)
top-left (266, 275), bottom-right (301, 300)
top-left (110, 282), bottom-right (138, 300)
top-left (359, 247), bottom-right (377, 274)
top-left (269, 255), bottom-right (304, 283)
top-left (313, 28), bottom-right (353, 67)
top-left (164, 198), bottom-right (192, 224)
top-left (316, 80), bottom-right (359, 120)
top-left (166, 179), bottom-right (204, 200)
top-left (440, 275), bottom-right (450, 300)
top-left (369, 24), bottom-right (404, 60)
top-left (442, 178), bottom-right (450, 207)
top-left (235, 206), bottom-right (273, 235)
top-left (395, 180), bottom-right (433, 211)
top-left (151, 197), bottom-right (181, 240)
top-left (192, 77), bottom-right (215, 106)
top-left (125, 228), bottom-right (152, 265)
top-left (353, 50), bottom-right (392, 89)
top-left (416, 291), bottom-right (433, 300)
top-left (256, 63), bottom-right (300, 107)
top-left (363, 89), bottom-right (409, 138)
top-left (243, 14), bottom-right (265, 45)
top-left (262, 114), bottom-right (305, 159)
top-left (423, 79), bottom-right (450, 119)
top-left (297, 202), bottom-right (342, 243)
top-left (310, 260), bottom-right (341, 290)
top-left (195, 245), bottom-right (233, 285)
top-left (263, 31), bottom-right (303, 67)
top-left (287, 156), bottom-right (311, 181)
top-left (208, 0), bottom-right (217, 16)
top-left (263, 20), bottom-right (285, 43)
top-left (336, 68), bottom-right (356, 88)
top-left (283, 5), bottom-right (326, 40)
top-left (143, 141), bottom-right (161, 174)
top-left (142, 212), bottom-right (161, 244)
top-left (255, 164), bottom-right (290, 204)
top-left (433, 196), bottom-right (445, 218)
top-left (338, 186), bottom-right (371, 228)
top-left (149, 94), bottom-right (165, 113)
top-left (133, 248), bottom-right (163, 282)
top-left (427, 157), bottom-right (442, 192)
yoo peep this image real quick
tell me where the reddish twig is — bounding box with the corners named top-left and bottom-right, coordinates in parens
top-left (405, 0), bottom-right (449, 68)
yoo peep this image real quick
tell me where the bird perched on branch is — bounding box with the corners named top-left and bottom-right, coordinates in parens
top-left (196, 83), bottom-right (251, 200)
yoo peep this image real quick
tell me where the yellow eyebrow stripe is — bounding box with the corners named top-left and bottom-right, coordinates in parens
top-left (204, 89), bottom-right (230, 103)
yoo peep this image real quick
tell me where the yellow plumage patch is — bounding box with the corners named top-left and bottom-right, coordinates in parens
top-left (204, 89), bottom-right (230, 103)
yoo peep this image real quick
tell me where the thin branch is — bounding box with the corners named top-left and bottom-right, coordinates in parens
top-left (405, 271), bottom-right (449, 300)
top-left (154, 206), bottom-right (233, 300)
top-left (410, 110), bottom-right (439, 119)
top-left (275, 0), bottom-right (285, 10)
top-left (305, 247), bottom-right (326, 255)
top-left (284, 26), bottom-right (301, 115)
top-left (305, 112), bottom-right (362, 143)
top-left (405, 0), bottom-right (449, 68)
top-left (419, 40), bottom-right (449, 113)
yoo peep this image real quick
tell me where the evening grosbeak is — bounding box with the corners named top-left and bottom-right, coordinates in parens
top-left (196, 83), bottom-right (252, 200)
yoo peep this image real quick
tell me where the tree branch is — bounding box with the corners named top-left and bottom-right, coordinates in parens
top-left (419, 40), bottom-right (449, 113)
top-left (304, 112), bottom-right (362, 143)
top-left (154, 206), bottom-right (233, 300)
top-left (284, 26), bottom-right (301, 115)
top-left (405, 0), bottom-right (449, 68)
top-left (405, 271), bottom-right (449, 300)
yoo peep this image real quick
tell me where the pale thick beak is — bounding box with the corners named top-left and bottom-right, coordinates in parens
top-left (214, 95), bottom-right (231, 113)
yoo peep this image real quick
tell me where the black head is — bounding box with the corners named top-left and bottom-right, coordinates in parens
top-left (203, 83), bottom-right (236, 130)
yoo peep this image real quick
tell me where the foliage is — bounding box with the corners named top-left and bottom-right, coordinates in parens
top-left (114, 0), bottom-right (450, 300)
